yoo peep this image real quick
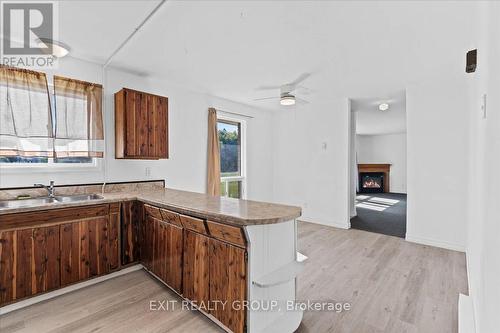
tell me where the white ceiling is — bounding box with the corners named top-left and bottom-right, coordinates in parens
top-left (352, 90), bottom-right (406, 135)
top-left (58, 1), bottom-right (478, 111)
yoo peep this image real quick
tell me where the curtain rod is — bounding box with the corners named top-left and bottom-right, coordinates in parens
top-left (216, 109), bottom-right (254, 119)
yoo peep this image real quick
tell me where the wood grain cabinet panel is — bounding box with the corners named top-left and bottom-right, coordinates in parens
top-left (121, 201), bottom-right (142, 266)
top-left (32, 225), bottom-right (60, 294)
top-left (164, 222), bottom-right (183, 293)
top-left (180, 214), bottom-right (208, 235)
top-left (0, 230), bottom-right (16, 305)
top-left (16, 229), bottom-right (33, 299)
top-left (207, 220), bottom-right (247, 248)
top-left (183, 229), bottom-right (210, 303)
top-left (115, 88), bottom-right (168, 160)
top-left (60, 223), bottom-right (81, 286)
top-left (209, 238), bottom-right (247, 333)
top-left (61, 214), bottom-right (119, 286)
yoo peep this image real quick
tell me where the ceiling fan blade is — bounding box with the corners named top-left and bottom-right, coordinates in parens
top-left (296, 97), bottom-right (310, 104)
top-left (253, 96), bottom-right (279, 101)
top-left (255, 85), bottom-right (281, 91)
top-left (296, 85), bottom-right (315, 95)
top-left (290, 73), bottom-right (311, 86)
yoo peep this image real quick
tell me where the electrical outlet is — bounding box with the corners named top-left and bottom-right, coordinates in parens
top-left (145, 167), bottom-right (151, 177)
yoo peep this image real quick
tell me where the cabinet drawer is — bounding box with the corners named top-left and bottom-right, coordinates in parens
top-left (160, 208), bottom-right (182, 227)
top-left (179, 214), bottom-right (207, 234)
top-left (143, 204), bottom-right (162, 220)
top-left (206, 220), bottom-right (246, 248)
top-left (0, 205), bottom-right (110, 231)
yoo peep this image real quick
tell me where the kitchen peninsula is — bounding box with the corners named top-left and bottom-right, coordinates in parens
top-left (0, 181), bottom-right (303, 333)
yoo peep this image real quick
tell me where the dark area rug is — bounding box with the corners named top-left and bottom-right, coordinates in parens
top-left (350, 192), bottom-right (407, 238)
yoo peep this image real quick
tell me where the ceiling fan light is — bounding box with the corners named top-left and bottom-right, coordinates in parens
top-left (280, 95), bottom-right (296, 106)
top-left (378, 103), bottom-right (389, 111)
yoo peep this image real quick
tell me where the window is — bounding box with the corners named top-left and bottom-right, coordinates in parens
top-left (218, 117), bottom-right (246, 199)
top-left (0, 87), bottom-right (94, 166)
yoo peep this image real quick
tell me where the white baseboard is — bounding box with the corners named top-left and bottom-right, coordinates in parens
top-left (298, 217), bottom-right (350, 229)
top-left (0, 264), bottom-right (143, 316)
top-left (405, 234), bottom-right (465, 252)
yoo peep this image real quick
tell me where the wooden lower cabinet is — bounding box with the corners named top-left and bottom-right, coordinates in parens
top-left (209, 238), bottom-right (247, 333)
top-left (143, 215), bottom-right (183, 294)
top-left (1, 202), bottom-right (248, 333)
top-left (0, 230), bottom-right (16, 304)
top-left (0, 204), bottom-right (119, 306)
top-left (32, 225), bottom-right (61, 294)
top-left (182, 230), bottom-right (247, 333)
top-left (0, 225), bottom-right (60, 305)
top-left (60, 216), bottom-right (119, 287)
top-left (121, 201), bottom-right (142, 266)
top-left (182, 229), bottom-right (210, 303)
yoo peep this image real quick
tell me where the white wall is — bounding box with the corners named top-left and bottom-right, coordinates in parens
top-left (405, 77), bottom-right (472, 252)
top-left (466, 2), bottom-right (500, 332)
top-left (272, 98), bottom-right (351, 228)
top-left (0, 57), bottom-right (275, 202)
top-left (356, 133), bottom-right (407, 194)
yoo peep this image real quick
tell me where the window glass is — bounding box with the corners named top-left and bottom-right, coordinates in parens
top-left (218, 120), bottom-right (241, 177)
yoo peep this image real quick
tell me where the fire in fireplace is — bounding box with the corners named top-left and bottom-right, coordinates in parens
top-left (359, 172), bottom-right (384, 193)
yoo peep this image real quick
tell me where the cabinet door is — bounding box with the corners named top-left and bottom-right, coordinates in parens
top-left (183, 229), bottom-right (210, 303)
top-left (148, 95), bottom-right (168, 158)
top-left (16, 229), bottom-right (33, 299)
top-left (121, 201), bottom-right (142, 265)
top-left (153, 217), bottom-right (164, 279)
top-left (209, 238), bottom-right (247, 333)
top-left (0, 230), bottom-right (16, 305)
top-left (142, 215), bottom-right (155, 270)
top-left (164, 222), bottom-right (183, 293)
top-left (60, 223), bottom-right (81, 286)
top-left (136, 92), bottom-right (149, 157)
top-left (124, 89), bottom-right (139, 157)
top-left (32, 225), bottom-right (60, 294)
top-left (87, 217), bottom-right (109, 277)
top-left (107, 204), bottom-right (120, 271)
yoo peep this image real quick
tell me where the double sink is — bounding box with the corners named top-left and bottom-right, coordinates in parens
top-left (0, 194), bottom-right (104, 209)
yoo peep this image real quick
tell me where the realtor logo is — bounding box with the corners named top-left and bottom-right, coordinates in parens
top-left (1, 1), bottom-right (58, 68)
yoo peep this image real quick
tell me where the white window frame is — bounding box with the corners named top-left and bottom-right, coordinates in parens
top-left (0, 84), bottom-right (101, 173)
top-left (217, 114), bottom-right (247, 199)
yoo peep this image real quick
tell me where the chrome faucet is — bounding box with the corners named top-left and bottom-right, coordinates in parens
top-left (34, 180), bottom-right (56, 198)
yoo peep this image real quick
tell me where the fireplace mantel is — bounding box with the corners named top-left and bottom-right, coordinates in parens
top-left (358, 164), bottom-right (391, 193)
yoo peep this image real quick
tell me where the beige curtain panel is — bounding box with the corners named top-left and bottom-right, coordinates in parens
top-left (0, 66), bottom-right (53, 157)
top-left (207, 107), bottom-right (221, 196)
top-left (53, 76), bottom-right (104, 158)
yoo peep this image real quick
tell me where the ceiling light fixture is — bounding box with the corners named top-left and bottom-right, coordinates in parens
top-left (378, 103), bottom-right (389, 111)
top-left (37, 38), bottom-right (71, 58)
top-left (280, 94), bottom-right (296, 106)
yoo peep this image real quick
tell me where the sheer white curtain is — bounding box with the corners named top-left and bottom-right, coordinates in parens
top-left (0, 66), bottom-right (53, 157)
top-left (53, 76), bottom-right (104, 158)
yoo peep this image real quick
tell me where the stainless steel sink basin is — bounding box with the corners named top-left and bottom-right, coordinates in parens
top-left (54, 194), bottom-right (104, 203)
top-left (0, 197), bottom-right (57, 209)
top-left (0, 193), bottom-right (104, 210)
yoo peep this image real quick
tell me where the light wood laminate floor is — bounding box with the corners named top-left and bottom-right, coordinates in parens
top-left (0, 222), bottom-right (468, 333)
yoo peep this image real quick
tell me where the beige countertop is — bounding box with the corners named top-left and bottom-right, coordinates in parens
top-left (0, 188), bottom-right (302, 226)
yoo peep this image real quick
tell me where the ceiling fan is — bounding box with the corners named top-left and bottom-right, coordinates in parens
top-left (253, 73), bottom-right (312, 106)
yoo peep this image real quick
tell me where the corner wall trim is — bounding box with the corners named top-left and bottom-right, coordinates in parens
top-left (405, 234), bottom-right (465, 252)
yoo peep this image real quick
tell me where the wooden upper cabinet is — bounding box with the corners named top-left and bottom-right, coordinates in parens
top-left (115, 88), bottom-right (168, 159)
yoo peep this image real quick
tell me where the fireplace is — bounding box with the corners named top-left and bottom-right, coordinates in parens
top-left (359, 172), bottom-right (384, 193)
top-left (358, 164), bottom-right (391, 193)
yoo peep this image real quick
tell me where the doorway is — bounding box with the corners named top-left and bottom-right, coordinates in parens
top-left (348, 91), bottom-right (407, 238)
